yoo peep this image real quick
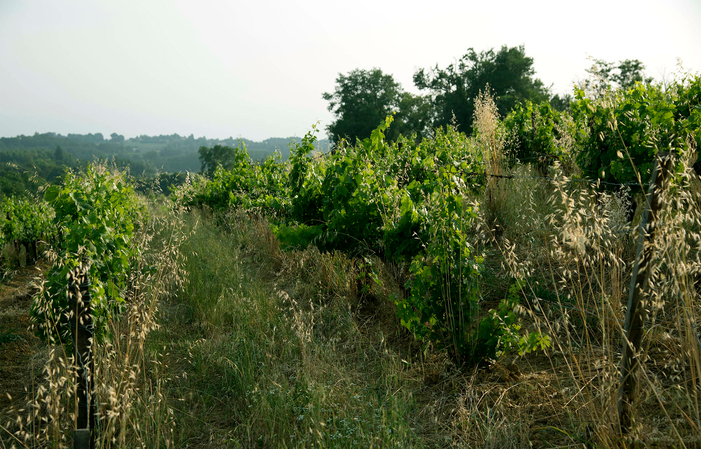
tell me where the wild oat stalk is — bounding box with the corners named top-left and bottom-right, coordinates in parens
top-left (474, 87), bottom-right (509, 232)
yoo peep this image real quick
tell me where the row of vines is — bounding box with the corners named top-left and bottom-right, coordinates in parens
top-left (1, 163), bottom-right (182, 448)
top-left (172, 75), bottom-right (701, 366)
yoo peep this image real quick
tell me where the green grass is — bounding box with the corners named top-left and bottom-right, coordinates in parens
top-left (158, 211), bottom-right (425, 448)
top-left (0, 332), bottom-right (23, 344)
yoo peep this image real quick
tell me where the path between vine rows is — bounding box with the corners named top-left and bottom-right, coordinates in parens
top-left (0, 263), bottom-right (46, 433)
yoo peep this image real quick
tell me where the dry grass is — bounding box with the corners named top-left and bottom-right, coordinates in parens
top-left (474, 152), bottom-right (701, 447)
top-left (474, 87), bottom-right (509, 233)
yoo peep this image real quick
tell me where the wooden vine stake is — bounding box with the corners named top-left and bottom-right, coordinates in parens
top-left (617, 151), bottom-right (674, 435)
top-left (69, 265), bottom-right (96, 449)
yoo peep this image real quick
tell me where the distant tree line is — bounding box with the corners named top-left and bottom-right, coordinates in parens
top-left (0, 132), bottom-right (325, 198)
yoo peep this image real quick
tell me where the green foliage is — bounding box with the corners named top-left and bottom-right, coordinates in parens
top-left (270, 223), bottom-right (324, 251)
top-left (323, 68), bottom-right (404, 146)
top-left (475, 281), bottom-right (550, 360)
top-left (414, 45), bottom-right (550, 133)
top-left (382, 126), bottom-right (484, 262)
top-left (32, 164), bottom-right (146, 344)
top-left (176, 116), bottom-right (547, 366)
top-left (0, 196), bottom-right (55, 268)
top-left (323, 68), bottom-right (431, 146)
top-left (394, 175), bottom-right (483, 366)
top-left (0, 197), bottom-right (55, 248)
top-left (286, 118), bottom-right (538, 365)
top-left (176, 146), bottom-right (289, 216)
top-left (503, 100), bottom-right (575, 171)
top-left (134, 172), bottom-right (188, 197)
top-left (394, 92), bottom-right (434, 141)
top-left (284, 117), bottom-right (397, 254)
top-left (198, 143), bottom-right (249, 177)
top-left (287, 118), bottom-right (485, 258)
top-left (549, 93), bottom-right (573, 112)
top-left (583, 58), bottom-right (654, 98)
top-left (390, 155), bottom-right (548, 365)
top-left (317, 118), bottom-right (397, 254)
top-left (0, 150), bottom-right (71, 197)
top-left (288, 127), bottom-right (325, 224)
top-left (572, 75), bottom-right (701, 188)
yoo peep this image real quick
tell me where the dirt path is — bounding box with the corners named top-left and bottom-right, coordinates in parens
top-left (0, 263), bottom-right (46, 430)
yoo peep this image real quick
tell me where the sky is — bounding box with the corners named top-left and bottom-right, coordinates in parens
top-left (1, 0), bottom-right (700, 141)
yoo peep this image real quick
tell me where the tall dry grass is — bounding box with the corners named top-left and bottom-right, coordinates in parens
top-left (474, 151), bottom-right (701, 447)
top-left (473, 87), bottom-right (510, 235)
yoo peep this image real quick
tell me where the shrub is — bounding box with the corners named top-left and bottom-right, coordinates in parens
top-left (572, 75), bottom-right (701, 189)
top-left (0, 196), bottom-right (55, 267)
top-left (503, 100), bottom-right (576, 173)
top-left (32, 163), bottom-right (145, 344)
top-left (174, 146), bottom-right (289, 217)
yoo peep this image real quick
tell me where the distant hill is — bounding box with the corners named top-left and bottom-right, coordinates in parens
top-left (124, 134), bottom-right (331, 172)
top-left (0, 132), bottom-right (331, 197)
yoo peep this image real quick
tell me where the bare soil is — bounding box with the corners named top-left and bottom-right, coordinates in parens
top-left (0, 263), bottom-right (47, 429)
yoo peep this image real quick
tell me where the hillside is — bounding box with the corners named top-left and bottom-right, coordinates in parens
top-left (0, 132), bottom-right (331, 196)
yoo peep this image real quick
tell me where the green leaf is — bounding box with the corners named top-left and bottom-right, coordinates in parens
top-left (44, 186), bottom-right (60, 202)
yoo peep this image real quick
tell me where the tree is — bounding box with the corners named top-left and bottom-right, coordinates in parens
top-left (110, 133), bottom-right (125, 143)
top-left (323, 68), bottom-right (403, 146)
top-left (53, 145), bottom-right (64, 162)
top-left (583, 58), bottom-right (653, 98)
top-left (393, 92), bottom-right (433, 141)
top-left (413, 45), bottom-right (550, 133)
top-left (549, 93), bottom-right (572, 112)
top-left (198, 144), bottom-right (249, 177)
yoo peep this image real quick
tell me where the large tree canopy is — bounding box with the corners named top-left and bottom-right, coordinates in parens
top-left (323, 68), bottom-right (433, 146)
top-left (322, 68), bottom-right (404, 146)
top-left (393, 92), bottom-right (433, 141)
top-left (414, 45), bottom-right (550, 133)
top-left (198, 144), bottom-right (249, 177)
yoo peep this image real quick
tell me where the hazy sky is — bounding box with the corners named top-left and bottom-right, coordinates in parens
top-left (1, 0), bottom-right (700, 141)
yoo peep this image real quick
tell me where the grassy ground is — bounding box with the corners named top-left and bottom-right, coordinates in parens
top-left (159, 210), bottom-right (427, 448)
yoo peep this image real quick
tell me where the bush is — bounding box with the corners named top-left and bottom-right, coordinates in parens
top-left (572, 75), bottom-right (701, 188)
top-left (503, 100), bottom-right (576, 173)
top-left (32, 163), bottom-right (146, 344)
top-left (174, 146), bottom-right (289, 216)
top-left (0, 196), bottom-right (55, 267)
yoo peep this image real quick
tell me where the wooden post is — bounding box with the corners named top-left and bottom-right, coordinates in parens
top-left (70, 269), bottom-right (95, 449)
top-left (617, 152), bottom-right (674, 435)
